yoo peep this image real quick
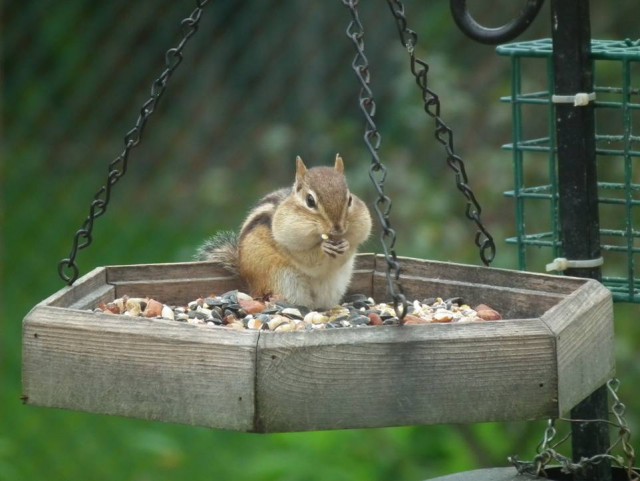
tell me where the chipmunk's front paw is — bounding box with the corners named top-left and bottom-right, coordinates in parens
top-left (322, 239), bottom-right (350, 258)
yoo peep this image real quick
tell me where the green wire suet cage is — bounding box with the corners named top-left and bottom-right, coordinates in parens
top-left (498, 38), bottom-right (640, 302)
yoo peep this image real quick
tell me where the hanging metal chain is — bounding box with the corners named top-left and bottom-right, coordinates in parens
top-left (342, 0), bottom-right (408, 319)
top-left (608, 379), bottom-right (638, 480)
top-left (509, 419), bottom-right (571, 478)
top-left (385, 0), bottom-right (496, 266)
top-left (509, 379), bottom-right (640, 481)
top-left (58, 0), bottom-right (210, 285)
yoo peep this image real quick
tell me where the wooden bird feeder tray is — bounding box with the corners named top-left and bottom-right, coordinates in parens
top-left (22, 254), bottom-right (614, 433)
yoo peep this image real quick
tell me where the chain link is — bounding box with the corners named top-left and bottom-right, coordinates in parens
top-left (607, 379), bottom-right (638, 480)
top-left (58, 0), bottom-right (209, 285)
top-left (385, 0), bottom-right (496, 266)
top-left (342, 0), bottom-right (408, 319)
top-left (509, 379), bottom-right (639, 480)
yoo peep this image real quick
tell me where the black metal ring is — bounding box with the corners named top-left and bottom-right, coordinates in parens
top-left (450, 0), bottom-right (545, 45)
top-left (58, 258), bottom-right (79, 285)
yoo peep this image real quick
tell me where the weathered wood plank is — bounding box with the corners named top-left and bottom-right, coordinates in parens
top-left (101, 256), bottom-right (587, 303)
top-left (106, 261), bottom-right (235, 283)
top-left (346, 271), bottom-right (374, 298)
top-left (68, 284), bottom-right (115, 311)
top-left (45, 267), bottom-right (107, 308)
top-left (111, 278), bottom-right (244, 305)
top-left (255, 321), bottom-right (558, 432)
top-left (353, 253), bottom-right (377, 271)
top-left (540, 279), bottom-right (615, 414)
top-left (372, 273), bottom-right (564, 319)
top-left (392, 256), bottom-right (587, 295)
top-left (23, 306), bottom-right (258, 431)
top-left (108, 257), bottom-right (375, 305)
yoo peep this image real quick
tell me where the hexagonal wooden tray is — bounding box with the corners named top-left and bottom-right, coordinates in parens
top-left (22, 254), bottom-right (614, 432)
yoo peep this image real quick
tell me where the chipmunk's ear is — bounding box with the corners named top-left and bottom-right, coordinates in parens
top-left (334, 154), bottom-right (344, 173)
top-left (295, 155), bottom-right (307, 186)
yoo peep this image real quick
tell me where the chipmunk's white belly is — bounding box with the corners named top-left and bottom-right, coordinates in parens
top-left (281, 254), bottom-right (355, 308)
top-left (309, 256), bottom-right (354, 308)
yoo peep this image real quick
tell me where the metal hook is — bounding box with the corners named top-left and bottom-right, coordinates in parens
top-left (450, 0), bottom-right (545, 45)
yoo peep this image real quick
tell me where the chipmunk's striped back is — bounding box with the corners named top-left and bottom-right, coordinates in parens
top-left (239, 188), bottom-right (290, 242)
top-left (195, 188), bottom-right (290, 275)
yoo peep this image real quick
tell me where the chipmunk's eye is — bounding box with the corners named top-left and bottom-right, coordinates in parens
top-left (306, 193), bottom-right (317, 209)
top-left (348, 195), bottom-right (353, 207)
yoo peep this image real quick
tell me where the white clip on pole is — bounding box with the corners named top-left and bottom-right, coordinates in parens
top-left (545, 256), bottom-right (604, 272)
top-left (551, 92), bottom-right (596, 107)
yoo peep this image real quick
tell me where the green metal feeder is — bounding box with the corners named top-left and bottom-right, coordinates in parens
top-left (498, 37), bottom-right (640, 303)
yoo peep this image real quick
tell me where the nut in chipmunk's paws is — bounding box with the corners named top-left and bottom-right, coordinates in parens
top-left (321, 237), bottom-right (350, 258)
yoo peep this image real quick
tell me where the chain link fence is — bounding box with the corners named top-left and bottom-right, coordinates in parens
top-left (3, 1), bottom-right (639, 480)
top-left (4, 0), bottom-right (510, 284)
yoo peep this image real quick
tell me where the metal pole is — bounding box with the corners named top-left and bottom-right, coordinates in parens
top-left (549, 1), bottom-right (611, 480)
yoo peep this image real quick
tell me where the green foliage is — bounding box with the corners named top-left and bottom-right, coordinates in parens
top-left (2, 1), bottom-right (638, 480)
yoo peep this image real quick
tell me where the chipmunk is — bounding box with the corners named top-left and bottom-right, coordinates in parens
top-left (196, 154), bottom-right (372, 309)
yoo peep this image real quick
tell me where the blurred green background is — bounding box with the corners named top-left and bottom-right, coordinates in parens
top-left (2, 1), bottom-right (639, 480)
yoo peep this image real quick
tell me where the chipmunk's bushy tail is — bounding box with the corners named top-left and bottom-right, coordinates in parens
top-left (195, 231), bottom-right (240, 276)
